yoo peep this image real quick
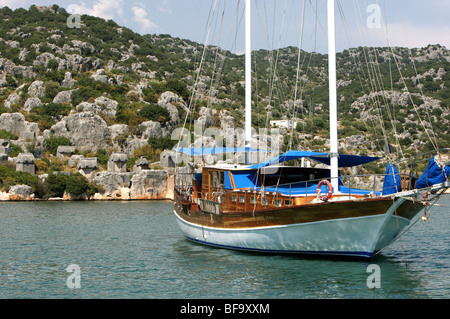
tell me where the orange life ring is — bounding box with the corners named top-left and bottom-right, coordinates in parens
top-left (317, 180), bottom-right (333, 202)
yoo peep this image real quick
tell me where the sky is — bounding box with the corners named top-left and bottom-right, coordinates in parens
top-left (1, 0), bottom-right (450, 54)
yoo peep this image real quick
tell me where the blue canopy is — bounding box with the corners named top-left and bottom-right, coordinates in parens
top-left (416, 156), bottom-right (450, 189)
top-left (382, 163), bottom-right (401, 195)
top-left (249, 150), bottom-right (381, 169)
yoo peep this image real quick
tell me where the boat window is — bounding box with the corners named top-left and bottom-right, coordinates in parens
top-left (239, 196), bottom-right (245, 203)
top-left (213, 171), bottom-right (219, 187)
top-left (261, 197), bottom-right (268, 206)
top-left (284, 200), bottom-right (292, 206)
top-left (211, 171), bottom-right (225, 187)
top-left (232, 194), bottom-right (237, 202)
top-left (275, 199), bottom-right (282, 207)
top-left (250, 196), bottom-right (255, 204)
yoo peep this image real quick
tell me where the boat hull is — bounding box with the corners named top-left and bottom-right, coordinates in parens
top-left (173, 196), bottom-right (426, 259)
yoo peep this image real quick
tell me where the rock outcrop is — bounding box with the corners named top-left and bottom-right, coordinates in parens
top-left (50, 112), bottom-right (110, 153)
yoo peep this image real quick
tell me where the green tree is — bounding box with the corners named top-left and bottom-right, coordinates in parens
top-left (65, 173), bottom-right (89, 197)
top-left (44, 135), bottom-right (71, 155)
top-left (44, 173), bottom-right (69, 198)
top-left (139, 103), bottom-right (171, 124)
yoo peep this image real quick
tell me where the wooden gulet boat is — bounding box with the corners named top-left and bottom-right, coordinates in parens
top-left (173, 0), bottom-right (450, 259)
top-left (173, 154), bottom-right (449, 258)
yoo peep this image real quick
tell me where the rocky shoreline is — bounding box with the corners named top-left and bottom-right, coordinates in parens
top-left (0, 168), bottom-right (176, 202)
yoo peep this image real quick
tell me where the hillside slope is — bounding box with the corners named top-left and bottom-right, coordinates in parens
top-left (0, 5), bottom-right (448, 176)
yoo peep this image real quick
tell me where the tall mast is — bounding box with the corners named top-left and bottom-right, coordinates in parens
top-left (327, 0), bottom-right (339, 193)
top-left (245, 0), bottom-right (252, 164)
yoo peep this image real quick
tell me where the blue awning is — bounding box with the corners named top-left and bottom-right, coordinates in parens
top-left (248, 150), bottom-right (381, 169)
top-left (416, 156), bottom-right (450, 189)
top-left (232, 170), bottom-right (260, 189)
top-left (382, 163), bottom-right (401, 195)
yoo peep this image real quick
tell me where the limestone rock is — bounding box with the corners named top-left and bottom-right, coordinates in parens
top-left (28, 80), bottom-right (45, 98)
top-left (53, 90), bottom-right (73, 104)
top-left (23, 97), bottom-right (42, 112)
top-left (91, 69), bottom-right (108, 83)
top-left (93, 171), bottom-right (131, 199)
top-left (4, 93), bottom-right (20, 108)
top-left (0, 113), bottom-right (39, 136)
top-left (50, 112), bottom-right (110, 152)
top-left (8, 185), bottom-right (34, 201)
top-left (129, 169), bottom-right (173, 200)
top-left (61, 72), bottom-right (77, 88)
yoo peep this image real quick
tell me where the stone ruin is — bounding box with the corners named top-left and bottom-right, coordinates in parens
top-left (16, 153), bottom-right (35, 175)
top-left (107, 152), bottom-right (128, 173)
top-left (77, 157), bottom-right (98, 180)
top-left (56, 146), bottom-right (76, 159)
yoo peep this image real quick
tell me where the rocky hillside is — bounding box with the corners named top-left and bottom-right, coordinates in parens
top-left (0, 4), bottom-right (449, 191)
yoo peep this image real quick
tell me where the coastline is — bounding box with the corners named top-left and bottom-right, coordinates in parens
top-left (0, 168), bottom-right (177, 202)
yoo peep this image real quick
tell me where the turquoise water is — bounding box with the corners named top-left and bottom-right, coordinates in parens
top-left (0, 196), bottom-right (448, 299)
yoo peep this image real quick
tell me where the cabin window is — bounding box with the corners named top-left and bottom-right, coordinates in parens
top-left (250, 196), bottom-right (255, 204)
top-left (275, 199), bottom-right (282, 207)
top-left (211, 171), bottom-right (225, 188)
top-left (284, 199), bottom-right (292, 206)
top-left (261, 197), bottom-right (268, 206)
top-left (232, 194), bottom-right (237, 202)
top-left (213, 172), bottom-right (219, 187)
top-left (239, 196), bottom-right (245, 203)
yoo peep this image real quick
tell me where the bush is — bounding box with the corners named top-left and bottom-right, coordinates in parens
top-left (44, 135), bottom-right (71, 155)
top-left (0, 164), bottom-right (46, 197)
top-left (45, 173), bottom-right (69, 197)
top-left (0, 129), bottom-right (19, 140)
top-left (139, 103), bottom-right (170, 124)
top-left (65, 173), bottom-right (89, 197)
top-left (148, 137), bottom-right (177, 151)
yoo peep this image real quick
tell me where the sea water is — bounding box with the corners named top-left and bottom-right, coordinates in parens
top-left (0, 196), bottom-right (448, 299)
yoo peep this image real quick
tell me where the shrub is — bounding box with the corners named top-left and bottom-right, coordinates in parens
top-left (148, 137), bottom-right (177, 151)
top-left (65, 173), bottom-right (89, 197)
top-left (45, 173), bottom-right (69, 197)
top-left (0, 129), bottom-right (19, 140)
top-left (44, 135), bottom-right (71, 155)
top-left (139, 103), bottom-right (170, 124)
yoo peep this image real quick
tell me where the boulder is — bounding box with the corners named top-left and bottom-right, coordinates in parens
top-left (91, 69), bottom-right (108, 83)
top-left (28, 80), bottom-right (45, 98)
top-left (92, 171), bottom-right (132, 199)
top-left (50, 112), bottom-right (110, 153)
top-left (61, 72), bottom-right (77, 88)
top-left (4, 93), bottom-right (20, 108)
top-left (33, 52), bottom-right (56, 67)
top-left (129, 170), bottom-right (173, 200)
top-left (8, 185), bottom-right (34, 201)
top-left (0, 113), bottom-right (39, 136)
top-left (23, 97), bottom-right (42, 112)
top-left (53, 90), bottom-right (73, 104)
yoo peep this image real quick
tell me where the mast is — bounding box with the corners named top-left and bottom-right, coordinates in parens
top-left (327, 0), bottom-right (339, 193)
top-left (245, 0), bottom-right (252, 164)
